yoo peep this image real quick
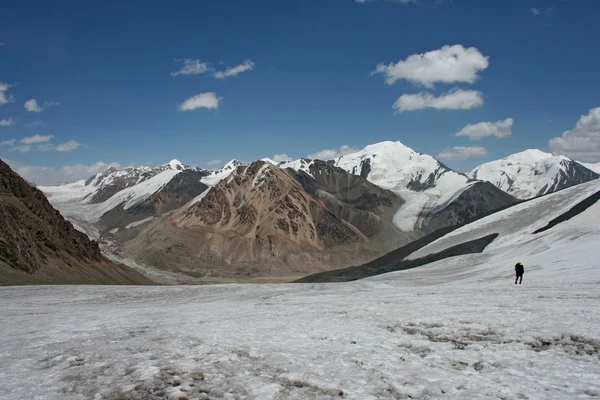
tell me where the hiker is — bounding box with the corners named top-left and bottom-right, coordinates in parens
top-left (515, 262), bottom-right (524, 284)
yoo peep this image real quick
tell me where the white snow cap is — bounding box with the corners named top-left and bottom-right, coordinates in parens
top-left (260, 158), bottom-right (278, 165)
top-left (470, 149), bottom-right (578, 199)
top-left (165, 159), bottom-right (184, 170)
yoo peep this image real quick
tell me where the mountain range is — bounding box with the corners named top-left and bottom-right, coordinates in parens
top-left (24, 140), bottom-right (596, 284)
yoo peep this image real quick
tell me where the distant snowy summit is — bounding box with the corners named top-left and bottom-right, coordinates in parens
top-left (470, 149), bottom-right (599, 199)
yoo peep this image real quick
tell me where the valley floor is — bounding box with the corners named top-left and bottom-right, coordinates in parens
top-left (1, 278), bottom-right (599, 400)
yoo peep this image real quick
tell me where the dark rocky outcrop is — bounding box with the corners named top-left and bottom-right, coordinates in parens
top-left (419, 182), bottom-right (518, 232)
top-left (0, 159), bottom-right (151, 285)
top-left (98, 170), bottom-right (209, 230)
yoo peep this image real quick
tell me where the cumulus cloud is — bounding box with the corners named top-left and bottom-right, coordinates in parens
top-left (171, 59), bottom-right (211, 77)
top-left (549, 106), bottom-right (600, 163)
top-left (178, 92), bottom-right (222, 111)
top-left (0, 81), bottom-right (14, 105)
top-left (56, 140), bottom-right (82, 152)
top-left (20, 134), bottom-right (53, 144)
top-left (272, 153), bottom-right (293, 163)
top-left (308, 145), bottom-right (359, 160)
top-left (393, 89), bottom-right (483, 112)
top-left (0, 117), bottom-right (15, 126)
top-left (213, 60), bottom-right (255, 79)
top-left (456, 118), bottom-right (513, 140)
top-left (373, 44), bottom-right (489, 87)
top-left (0, 139), bottom-right (15, 146)
top-left (205, 159), bottom-right (223, 166)
top-left (24, 99), bottom-right (58, 112)
top-left (437, 146), bottom-right (487, 161)
top-left (5, 160), bottom-right (122, 186)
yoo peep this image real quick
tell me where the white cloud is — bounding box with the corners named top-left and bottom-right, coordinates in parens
top-left (4, 160), bottom-right (122, 186)
top-left (374, 44), bottom-right (489, 87)
top-left (24, 99), bottom-right (42, 112)
top-left (437, 146), bottom-right (487, 161)
top-left (205, 159), bottom-right (223, 166)
top-left (178, 92), bottom-right (222, 111)
top-left (530, 7), bottom-right (554, 17)
top-left (56, 140), bottom-right (82, 152)
top-left (24, 99), bottom-right (58, 113)
top-left (549, 106), bottom-right (600, 163)
top-left (272, 153), bottom-right (293, 163)
top-left (0, 81), bottom-right (14, 105)
top-left (0, 139), bottom-right (15, 146)
top-left (10, 145), bottom-right (32, 153)
top-left (393, 89), bottom-right (483, 112)
top-left (0, 117), bottom-right (15, 126)
top-left (20, 134), bottom-right (53, 144)
top-left (171, 59), bottom-right (211, 77)
top-left (456, 118), bottom-right (513, 140)
top-left (308, 145), bottom-right (359, 160)
top-left (213, 60), bottom-right (255, 79)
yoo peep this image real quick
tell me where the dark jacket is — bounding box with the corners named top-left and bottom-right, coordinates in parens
top-left (515, 263), bottom-right (524, 275)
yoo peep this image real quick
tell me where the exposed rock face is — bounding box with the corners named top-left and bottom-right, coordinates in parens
top-left (418, 182), bottom-right (518, 232)
top-left (177, 161), bottom-right (365, 249)
top-left (0, 159), bottom-right (150, 285)
top-left (288, 160), bottom-right (402, 239)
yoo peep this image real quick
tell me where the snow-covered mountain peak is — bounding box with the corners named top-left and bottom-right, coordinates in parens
top-left (505, 149), bottom-right (553, 164)
top-left (222, 159), bottom-right (244, 170)
top-left (331, 140), bottom-right (468, 193)
top-left (165, 159), bottom-right (184, 170)
top-left (260, 158), bottom-right (278, 165)
top-left (279, 158), bottom-right (315, 178)
top-left (471, 150), bottom-right (599, 199)
top-left (200, 159), bottom-right (246, 187)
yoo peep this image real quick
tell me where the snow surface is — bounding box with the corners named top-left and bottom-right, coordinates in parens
top-left (470, 149), bottom-right (578, 199)
top-left (2, 182), bottom-right (599, 399)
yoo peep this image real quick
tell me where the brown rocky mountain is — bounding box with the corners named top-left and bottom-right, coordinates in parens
top-left (118, 161), bottom-right (403, 282)
top-left (0, 159), bottom-right (151, 285)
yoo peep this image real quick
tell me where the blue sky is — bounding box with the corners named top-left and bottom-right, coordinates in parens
top-left (1, 0), bottom-right (600, 184)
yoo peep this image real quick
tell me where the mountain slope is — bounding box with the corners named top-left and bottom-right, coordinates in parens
top-left (0, 159), bottom-right (151, 285)
top-left (470, 149), bottom-right (599, 199)
top-left (300, 177), bottom-right (600, 283)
